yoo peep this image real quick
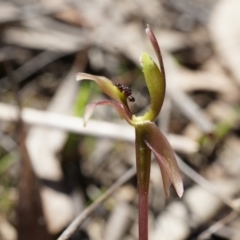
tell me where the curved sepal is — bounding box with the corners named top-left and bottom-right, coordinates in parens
top-left (76, 73), bottom-right (129, 108)
top-left (84, 100), bottom-right (133, 126)
top-left (145, 25), bottom-right (165, 81)
top-left (139, 121), bottom-right (183, 198)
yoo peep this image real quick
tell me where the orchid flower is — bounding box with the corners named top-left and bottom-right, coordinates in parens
top-left (76, 25), bottom-right (183, 240)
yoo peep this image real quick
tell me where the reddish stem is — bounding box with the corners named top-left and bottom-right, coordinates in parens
top-left (135, 127), bottom-right (151, 240)
top-left (138, 189), bottom-right (149, 240)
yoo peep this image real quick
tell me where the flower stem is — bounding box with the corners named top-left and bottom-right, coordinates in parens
top-left (135, 127), bottom-right (151, 240)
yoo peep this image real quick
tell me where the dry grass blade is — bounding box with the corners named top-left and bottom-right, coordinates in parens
top-left (177, 154), bottom-right (238, 211)
top-left (17, 119), bottom-right (51, 240)
top-left (0, 51), bottom-right (69, 91)
top-left (57, 166), bottom-right (136, 240)
top-left (168, 87), bottom-right (215, 133)
top-left (197, 210), bottom-right (239, 240)
top-left (0, 103), bottom-right (198, 154)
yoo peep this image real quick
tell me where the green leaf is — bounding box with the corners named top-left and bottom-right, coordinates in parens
top-left (74, 83), bottom-right (91, 117)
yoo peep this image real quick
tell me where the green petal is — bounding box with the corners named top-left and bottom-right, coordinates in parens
top-left (76, 73), bottom-right (129, 107)
top-left (138, 121), bottom-right (183, 198)
top-left (139, 53), bottom-right (165, 122)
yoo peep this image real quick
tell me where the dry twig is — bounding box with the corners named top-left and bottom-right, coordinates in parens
top-left (57, 166), bottom-right (136, 240)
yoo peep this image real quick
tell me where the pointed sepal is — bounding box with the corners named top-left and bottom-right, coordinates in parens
top-left (76, 73), bottom-right (129, 108)
top-left (139, 121), bottom-right (184, 198)
top-left (83, 100), bottom-right (133, 126)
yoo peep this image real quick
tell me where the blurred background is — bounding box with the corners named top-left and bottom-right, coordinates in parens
top-left (0, 0), bottom-right (240, 239)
